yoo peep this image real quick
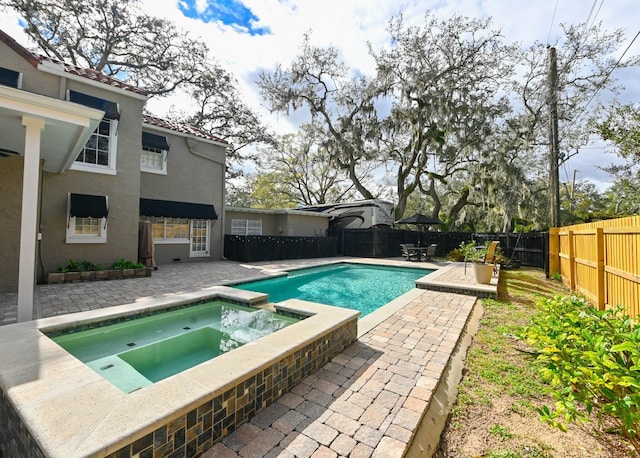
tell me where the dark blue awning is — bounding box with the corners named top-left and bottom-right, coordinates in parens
top-left (140, 198), bottom-right (217, 220)
top-left (0, 67), bottom-right (20, 88)
top-left (142, 132), bottom-right (170, 151)
top-left (69, 90), bottom-right (120, 120)
top-left (70, 193), bottom-right (108, 218)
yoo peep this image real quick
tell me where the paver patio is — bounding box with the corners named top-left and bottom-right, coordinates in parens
top-left (0, 258), bottom-right (494, 457)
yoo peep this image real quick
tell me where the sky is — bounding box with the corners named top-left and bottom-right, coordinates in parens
top-left (2, 0), bottom-right (639, 190)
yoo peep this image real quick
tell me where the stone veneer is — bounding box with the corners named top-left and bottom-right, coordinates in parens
top-left (0, 288), bottom-right (358, 458)
top-left (103, 321), bottom-right (356, 458)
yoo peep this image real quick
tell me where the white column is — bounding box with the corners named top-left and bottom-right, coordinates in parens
top-left (17, 116), bottom-right (45, 322)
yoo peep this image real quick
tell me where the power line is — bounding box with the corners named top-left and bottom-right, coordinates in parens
top-left (574, 29), bottom-right (640, 122)
top-left (546, 0), bottom-right (559, 44)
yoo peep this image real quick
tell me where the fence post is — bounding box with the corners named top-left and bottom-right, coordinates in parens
top-left (548, 228), bottom-right (560, 277)
top-left (596, 227), bottom-right (605, 310)
top-left (568, 230), bottom-right (575, 291)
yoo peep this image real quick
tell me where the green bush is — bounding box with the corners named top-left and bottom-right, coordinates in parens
top-left (110, 259), bottom-right (144, 270)
top-left (520, 295), bottom-right (640, 452)
top-left (58, 259), bottom-right (103, 272)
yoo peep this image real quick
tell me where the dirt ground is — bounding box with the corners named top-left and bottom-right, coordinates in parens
top-left (434, 268), bottom-right (638, 458)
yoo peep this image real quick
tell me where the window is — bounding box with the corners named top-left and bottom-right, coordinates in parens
top-left (72, 119), bottom-right (118, 172)
top-left (141, 145), bottom-right (167, 174)
top-left (145, 216), bottom-right (190, 243)
top-left (141, 132), bottom-right (169, 174)
top-left (0, 67), bottom-right (21, 88)
top-left (231, 219), bottom-right (262, 235)
top-left (68, 91), bottom-right (119, 175)
top-left (66, 194), bottom-right (108, 243)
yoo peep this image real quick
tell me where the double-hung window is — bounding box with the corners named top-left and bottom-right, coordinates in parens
top-left (141, 131), bottom-right (169, 174)
top-left (231, 219), bottom-right (262, 235)
top-left (66, 193), bottom-right (108, 244)
top-left (68, 91), bottom-right (119, 175)
top-left (146, 216), bottom-right (190, 243)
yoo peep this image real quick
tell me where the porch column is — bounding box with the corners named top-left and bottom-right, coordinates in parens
top-left (17, 116), bottom-right (45, 322)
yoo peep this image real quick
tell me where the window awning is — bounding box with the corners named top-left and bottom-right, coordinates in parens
top-left (69, 90), bottom-right (120, 120)
top-left (0, 67), bottom-right (20, 88)
top-left (140, 198), bottom-right (217, 220)
top-left (70, 193), bottom-right (108, 218)
top-left (142, 131), bottom-right (170, 151)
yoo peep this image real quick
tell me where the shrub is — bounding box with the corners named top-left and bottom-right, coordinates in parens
top-left (58, 259), bottom-right (103, 272)
top-left (520, 295), bottom-right (640, 452)
top-left (111, 259), bottom-right (144, 270)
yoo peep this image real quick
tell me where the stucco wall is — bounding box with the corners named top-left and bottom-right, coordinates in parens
top-left (39, 82), bottom-right (146, 274)
top-left (224, 210), bottom-right (328, 237)
top-left (0, 42), bottom-right (60, 98)
top-left (140, 132), bottom-right (226, 262)
top-left (0, 157), bottom-right (25, 292)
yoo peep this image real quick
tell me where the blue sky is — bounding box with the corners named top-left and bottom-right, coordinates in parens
top-left (2, 0), bottom-right (639, 189)
top-left (178, 0), bottom-right (270, 35)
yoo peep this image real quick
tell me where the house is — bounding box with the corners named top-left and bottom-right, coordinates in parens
top-left (0, 30), bottom-right (227, 321)
top-left (225, 207), bottom-right (330, 237)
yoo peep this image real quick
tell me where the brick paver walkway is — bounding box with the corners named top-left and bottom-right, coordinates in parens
top-left (0, 258), bottom-right (491, 456)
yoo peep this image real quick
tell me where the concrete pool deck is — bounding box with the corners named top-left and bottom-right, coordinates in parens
top-left (0, 258), bottom-right (497, 457)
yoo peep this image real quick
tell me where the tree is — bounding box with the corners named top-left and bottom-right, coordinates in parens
top-left (373, 13), bottom-right (516, 222)
top-left (512, 23), bottom-right (638, 226)
top-left (595, 103), bottom-right (640, 215)
top-left (258, 35), bottom-right (383, 201)
top-left (2, 0), bottom-right (273, 165)
top-left (2, 0), bottom-right (207, 95)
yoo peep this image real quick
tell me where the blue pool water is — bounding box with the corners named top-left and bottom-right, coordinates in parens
top-left (234, 263), bottom-right (432, 317)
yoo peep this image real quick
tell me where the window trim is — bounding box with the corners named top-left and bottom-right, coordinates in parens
top-left (66, 195), bottom-right (108, 244)
top-left (140, 146), bottom-right (168, 175)
top-left (70, 118), bottom-right (119, 175)
top-left (231, 219), bottom-right (263, 236)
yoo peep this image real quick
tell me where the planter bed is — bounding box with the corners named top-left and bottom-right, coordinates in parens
top-left (47, 268), bottom-right (151, 284)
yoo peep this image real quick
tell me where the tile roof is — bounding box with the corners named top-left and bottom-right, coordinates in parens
top-left (1, 29), bottom-right (228, 143)
top-left (0, 29), bottom-right (147, 95)
top-left (143, 114), bottom-right (229, 145)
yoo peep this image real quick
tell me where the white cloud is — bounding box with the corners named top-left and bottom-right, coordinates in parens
top-left (2, 0), bottom-right (639, 187)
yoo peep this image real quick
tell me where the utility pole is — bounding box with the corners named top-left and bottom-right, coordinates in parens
top-left (548, 46), bottom-right (561, 227)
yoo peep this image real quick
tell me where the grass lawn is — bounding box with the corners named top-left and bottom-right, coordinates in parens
top-left (435, 267), bottom-right (636, 457)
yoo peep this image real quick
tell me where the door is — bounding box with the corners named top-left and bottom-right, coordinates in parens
top-left (189, 220), bottom-right (209, 257)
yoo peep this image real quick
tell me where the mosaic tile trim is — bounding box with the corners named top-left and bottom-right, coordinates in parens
top-left (43, 297), bottom-right (289, 338)
top-left (417, 283), bottom-right (495, 298)
top-left (0, 388), bottom-right (46, 458)
top-left (105, 318), bottom-right (357, 458)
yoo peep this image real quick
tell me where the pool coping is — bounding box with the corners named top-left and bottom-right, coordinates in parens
top-left (0, 287), bottom-right (359, 457)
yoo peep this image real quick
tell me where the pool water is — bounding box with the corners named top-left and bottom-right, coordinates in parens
top-left (234, 263), bottom-right (432, 316)
top-left (50, 301), bottom-right (298, 393)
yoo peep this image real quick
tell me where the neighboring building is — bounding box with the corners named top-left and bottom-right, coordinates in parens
top-left (299, 199), bottom-right (395, 230)
top-left (0, 30), bottom-right (227, 318)
top-left (225, 207), bottom-right (330, 237)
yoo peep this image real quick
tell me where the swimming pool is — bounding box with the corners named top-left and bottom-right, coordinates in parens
top-left (48, 301), bottom-right (298, 393)
top-left (234, 263), bottom-right (433, 316)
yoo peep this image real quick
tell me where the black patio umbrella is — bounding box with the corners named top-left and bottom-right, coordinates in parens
top-left (395, 213), bottom-right (443, 225)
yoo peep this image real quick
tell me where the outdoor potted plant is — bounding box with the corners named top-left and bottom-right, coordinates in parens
top-left (459, 241), bottom-right (494, 284)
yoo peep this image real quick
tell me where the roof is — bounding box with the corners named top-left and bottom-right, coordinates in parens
top-left (1, 29), bottom-right (228, 144)
top-left (225, 207), bottom-right (331, 218)
top-left (143, 114), bottom-right (228, 145)
top-left (0, 29), bottom-right (147, 95)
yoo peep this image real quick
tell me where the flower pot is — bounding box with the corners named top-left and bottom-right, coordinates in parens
top-left (472, 263), bottom-right (494, 284)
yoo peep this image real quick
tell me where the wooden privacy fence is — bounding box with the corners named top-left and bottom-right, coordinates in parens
top-left (549, 215), bottom-right (640, 318)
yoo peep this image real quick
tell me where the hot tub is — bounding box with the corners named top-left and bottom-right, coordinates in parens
top-left (0, 286), bottom-right (359, 457)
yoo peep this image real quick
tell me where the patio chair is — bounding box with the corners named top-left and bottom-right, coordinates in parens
top-left (400, 244), bottom-right (420, 261)
top-left (424, 244), bottom-right (437, 261)
top-left (483, 241), bottom-right (500, 274)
